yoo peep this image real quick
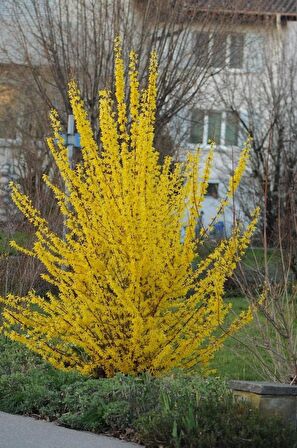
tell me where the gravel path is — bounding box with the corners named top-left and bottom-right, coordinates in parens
top-left (0, 412), bottom-right (142, 448)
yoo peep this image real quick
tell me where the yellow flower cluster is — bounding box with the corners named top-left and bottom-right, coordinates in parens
top-left (0, 41), bottom-right (258, 377)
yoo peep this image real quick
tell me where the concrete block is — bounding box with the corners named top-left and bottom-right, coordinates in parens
top-left (229, 380), bottom-right (297, 429)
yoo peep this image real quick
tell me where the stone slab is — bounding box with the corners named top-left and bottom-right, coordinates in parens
top-left (229, 381), bottom-right (297, 429)
top-left (229, 380), bottom-right (297, 396)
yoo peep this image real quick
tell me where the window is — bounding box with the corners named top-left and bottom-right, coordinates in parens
top-left (190, 110), bottom-right (204, 144)
top-left (229, 34), bottom-right (244, 69)
top-left (207, 111), bottom-right (222, 144)
top-left (211, 33), bottom-right (227, 69)
top-left (225, 112), bottom-right (240, 146)
top-left (194, 31), bottom-right (210, 67)
top-left (190, 110), bottom-right (242, 147)
top-left (193, 31), bottom-right (260, 70)
top-left (206, 183), bottom-right (219, 198)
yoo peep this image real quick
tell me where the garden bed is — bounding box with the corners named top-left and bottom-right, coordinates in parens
top-left (0, 336), bottom-right (296, 448)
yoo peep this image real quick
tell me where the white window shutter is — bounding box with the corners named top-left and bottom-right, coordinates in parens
top-left (245, 33), bottom-right (264, 72)
top-left (172, 29), bottom-right (195, 70)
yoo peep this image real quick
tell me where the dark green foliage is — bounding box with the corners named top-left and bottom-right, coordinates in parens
top-left (0, 334), bottom-right (43, 375)
top-left (0, 336), bottom-right (296, 447)
top-left (0, 336), bottom-right (80, 418)
top-left (136, 382), bottom-right (295, 447)
top-left (58, 379), bottom-right (130, 432)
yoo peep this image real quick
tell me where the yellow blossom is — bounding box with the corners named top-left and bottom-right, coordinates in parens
top-left (0, 41), bottom-right (258, 377)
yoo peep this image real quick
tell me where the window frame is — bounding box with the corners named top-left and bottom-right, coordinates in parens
top-left (192, 30), bottom-right (252, 72)
top-left (207, 110), bottom-right (222, 145)
top-left (228, 33), bottom-right (245, 70)
top-left (206, 182), bottom-right (219, 199)
top-left (189, 109), bottom-right (245, 148)
top-left (189, 109), bottom-right (205, 145)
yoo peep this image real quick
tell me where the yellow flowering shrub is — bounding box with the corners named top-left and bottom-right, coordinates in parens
top-left (0, 41), bottom-right (258, 377)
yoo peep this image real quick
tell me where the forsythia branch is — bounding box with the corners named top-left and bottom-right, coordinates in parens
top-left (0, 40), bottom-right (258, 377)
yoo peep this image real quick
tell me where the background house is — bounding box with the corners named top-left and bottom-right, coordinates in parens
top-left (0, 0), bottom-right (296, 241)
top-left (170, 0), bottom-right (297, 236)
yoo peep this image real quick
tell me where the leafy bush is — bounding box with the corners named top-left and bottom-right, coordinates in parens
top-left (0, 334), bottom-right (42, 375)
top-left (0, 338), bottom-right (295, 447)
top-left (1, 41), bottom-right (258, 377)
top-left (58, 379), bottom-right (129, 432)
top-left (0, 336), bottom-right (80, 417)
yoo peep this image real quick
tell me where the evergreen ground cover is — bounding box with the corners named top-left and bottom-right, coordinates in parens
top-left (0, 335), bottom-right (296, 448)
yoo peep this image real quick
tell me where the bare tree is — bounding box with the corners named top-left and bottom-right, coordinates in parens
top-left (214, 26), bottom-right (297, 252)
top-left (1, 0), bottom-right (244, 159)
top-left (0, 0), bottom-right (247, 295)
top-left (232, 192), bottom-right (297, 383)
top-left (211, 22), bottom-right (297, 382)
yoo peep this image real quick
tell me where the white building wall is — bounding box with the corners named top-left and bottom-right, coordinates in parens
top-left (0, 2), bottom-right (296, 230)
top-left (174, 17), bottom-right (297, 236)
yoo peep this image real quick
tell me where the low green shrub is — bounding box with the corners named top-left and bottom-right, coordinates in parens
top-left (0, 336), bottom-right (80, 417)
top-left (0, 336), bottom-right (296, 447)
top-left (58, 378), bottom-right (129, 432)
top-left (0, 334), bottom-right (42, 375)
top-left (136, 384), bottom-right (295, 447)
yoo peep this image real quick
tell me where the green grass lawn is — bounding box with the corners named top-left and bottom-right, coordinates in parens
top-left (210, 296), bottom-right (267, 381)
top-left (0, 231), bottom-right (32, 255)
top-left (241, 246), bottom-right (280, 269)
top-left (194, 245), bottom-right (281, 274)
